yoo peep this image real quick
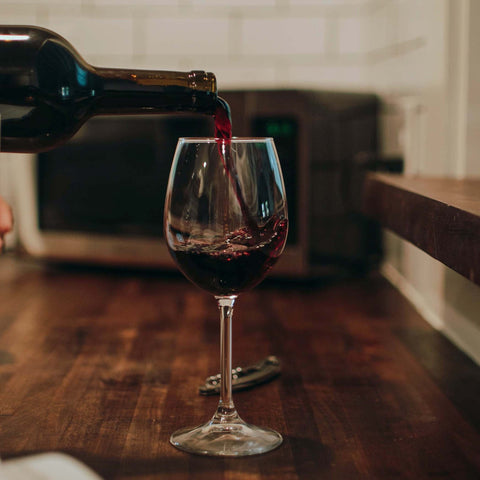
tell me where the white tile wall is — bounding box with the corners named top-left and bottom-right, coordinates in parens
top-left (47, 17), bottom-right (136, 58)
top-left (191, 0), bottom-right (276, 6)
top-left (337, 16), bottom-right (366, 55)
top-left (286, 64), bottom-right (370, 90)
top-left (241, 17), bottom-right (326, 56)
top-left (365, 1), bottom-right (391, 54)
top-left (0, 0), bottom-right (385, 90)
top-left (0, 0), bottom-right (450, 174)
top-left (0, 0), bottom-right (443, 91)
top-left (0, 8), bottom-right (41, 26)
top-left (3, 0), bottom-right (81, 4)
top-left (144, 17), bottom-right (230, 57)
top-left (93, 0), bottom-right (179, 5)
top-left (199, 64), bottom-right (278, 89)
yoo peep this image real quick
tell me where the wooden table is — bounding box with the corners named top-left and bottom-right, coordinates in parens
top-left (0, 256), bottom-right (479, 479)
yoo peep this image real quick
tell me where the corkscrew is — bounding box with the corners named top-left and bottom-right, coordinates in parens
top-left (199, 355), bottom-right (281, 396)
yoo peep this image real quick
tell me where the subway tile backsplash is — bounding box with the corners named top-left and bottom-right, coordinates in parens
top-left (47, 17), bottom-right (136, 58)
top-left (0, 0), bottom-right (436, 91)
top-left (240, 17), bottom-right (327, 56)
top-left (0, 0), bottom-right (448, 184)
top-left (144, 17), bottom-right (231, 57)
top-left (0, 0), bottom-right (448, 178)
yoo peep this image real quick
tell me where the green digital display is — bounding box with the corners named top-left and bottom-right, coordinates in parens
top-left (262, 120), bottom-right (296, 137)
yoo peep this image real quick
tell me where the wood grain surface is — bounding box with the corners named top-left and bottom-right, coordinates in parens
top-left (362, 173), bottom-right (480, 285)
top-left (0, 256), bottom-right (479, 479)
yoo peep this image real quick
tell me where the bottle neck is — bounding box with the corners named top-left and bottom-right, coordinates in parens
top-left (92, 68), bottom-right (218, 115)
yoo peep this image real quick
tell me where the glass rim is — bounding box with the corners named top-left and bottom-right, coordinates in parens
top-left (178, 137), bottom-right (274, 144)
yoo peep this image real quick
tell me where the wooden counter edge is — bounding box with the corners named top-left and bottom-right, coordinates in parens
top-left (361, 173), bottom-right (480, 286)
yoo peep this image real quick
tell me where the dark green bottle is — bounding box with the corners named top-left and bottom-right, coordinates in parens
top-left (0, 25), bottom-right (218, 153)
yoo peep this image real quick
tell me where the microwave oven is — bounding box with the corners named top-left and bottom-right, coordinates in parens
top-left (12, 89), bottom-right (380, 277)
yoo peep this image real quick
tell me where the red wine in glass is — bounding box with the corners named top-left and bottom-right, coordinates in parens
top-left (169, 217), bottom-right (288, 296)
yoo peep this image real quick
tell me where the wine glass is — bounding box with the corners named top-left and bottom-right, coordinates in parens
top-left (164, 137), bottom-right (288, 456)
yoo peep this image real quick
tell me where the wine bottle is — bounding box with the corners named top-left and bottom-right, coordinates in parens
top-left (0, 25), bottom-right (218, 153)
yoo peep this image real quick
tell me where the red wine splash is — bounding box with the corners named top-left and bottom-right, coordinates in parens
top-left (213, 97), bottom-right (261, 235)
top-left (214, 97), bottom-right (232, 140)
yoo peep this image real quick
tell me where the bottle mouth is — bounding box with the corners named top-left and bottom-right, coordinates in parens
top-left (188, 71), bottom-right (217, 93)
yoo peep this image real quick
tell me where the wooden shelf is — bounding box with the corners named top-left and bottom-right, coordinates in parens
top-left (362, 173), bottom-right (480, 286)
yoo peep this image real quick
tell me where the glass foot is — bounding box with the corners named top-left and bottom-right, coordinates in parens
top-left (170, 414), bottom-right (282, 456)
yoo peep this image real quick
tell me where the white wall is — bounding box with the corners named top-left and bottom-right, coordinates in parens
top-left (0, 0), bottom-right (376, 90)
top-left (1, 0), bottom-right (479, 363)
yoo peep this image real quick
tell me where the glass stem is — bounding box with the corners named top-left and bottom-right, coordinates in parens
top-left (214, 295), bottom-right (238, 422)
